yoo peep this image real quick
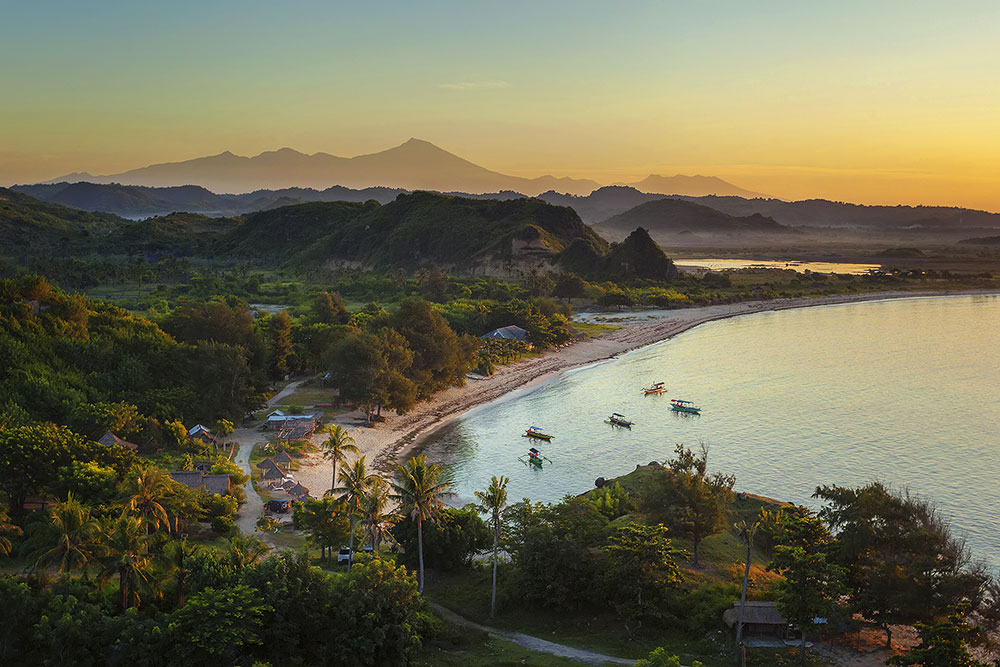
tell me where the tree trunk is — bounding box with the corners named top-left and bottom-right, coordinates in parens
top-left (331, 460), bottom-right (337, 495)
top-left (120, 569), bottom-right (128, 610)
top-left (885, 625), bottom-right (892, 649)
top-left (347, 517), bottom-right (356, 572)
top-left (490, 523), bottom-right (499, 617)
top-left (417, 515), bottom-right (425, 593)
top-left (736, 541), bottom-right (752, 650)
top-left (799, 630), bottom-right (807, 666)
top-left (693, 538), bottom-right (701, 568)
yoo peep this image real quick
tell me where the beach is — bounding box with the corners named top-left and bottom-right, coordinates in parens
top-left (286, 288), bottom-right (998, 495)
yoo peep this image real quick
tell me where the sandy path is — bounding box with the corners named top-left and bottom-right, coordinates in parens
top-left (233, 379), bottom-right (309, 537)
top-left (429, 602), bottom-right (635, 666)
top-left (287, 289), bottom-right (998, 492)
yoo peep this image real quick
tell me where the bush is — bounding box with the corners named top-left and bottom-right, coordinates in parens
top-left (202, 493), bottom-right (239, 533)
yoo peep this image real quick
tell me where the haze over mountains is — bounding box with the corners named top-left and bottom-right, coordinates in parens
top-left (39, 139), bottom-right (762, 198)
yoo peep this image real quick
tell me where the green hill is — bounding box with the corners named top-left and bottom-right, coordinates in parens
top-left (595, 197), bottom-right (792, 241)
top-left (0, 187), bottom-right (126, 253)
top-left (221, 191), bottom-right (611, 271)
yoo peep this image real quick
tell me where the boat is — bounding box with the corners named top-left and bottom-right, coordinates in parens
top-left (518, 447), bottom-right (551, 467)
top-left (522, 426), bottom-right (554, 441)
top-left (643, 382), bottom-right (666, 395)
top-left (670, 399), bottom-right (702, 414)
top-left (606, 412), bottom-right (634, 427)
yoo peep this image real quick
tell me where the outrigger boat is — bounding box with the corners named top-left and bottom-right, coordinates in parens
top-left (643, 382), bottom-right (666, 395)
top-left (670, 399), bottom-right (702, 414)
top-left (522, 425), bottom-right (554, 441)
top-left (605, 412), bottom-right (634, 428)
top-left (518, 447), bottom-right (552, 468)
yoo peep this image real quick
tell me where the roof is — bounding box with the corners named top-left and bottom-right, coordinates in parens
top-left (260, 464), bottom-right (289, 480)
top-left (481, 325), bottom-right (529, 342)
top-left (265, 411), bottom-right (319, 423)
top-left (97, 431), bottom-right (139, 452)
top-left (722, 602), bottom-right (787, 628)
top-left (288, 483), bottom-right (310, 498)
top-left (168, 471), bottom-right (232, 496)
top-left (256, 458), bottom-right (280, 471)
top-left (188, 423), bottom-right (211, 435)
top-left (274, 451), bottom-right (294, 463)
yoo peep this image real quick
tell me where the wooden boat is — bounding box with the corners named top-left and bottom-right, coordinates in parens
top-left (670, 399), bottom-right (702, 414)
top-left (519, 447), bottom-right (551, 467)
top-left (643, 382), bottom-right (666, 395)
top-left (605, 412), bottom-right (634, 428)
top-left (522, 426), bottom-right (554, 441)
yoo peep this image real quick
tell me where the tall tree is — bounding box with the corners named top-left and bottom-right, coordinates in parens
top-left (163, 539), bottom-right (200, 608)
top-left (392, 298), bottom-right (476, 398)
top-left (815, 482), bottom-right (994, 648)
top-left (126, 466), bottom-right (173, 538)
top-left (392, 455), bottom-right (451, 592)
top-left (313, 291), bottom-right (350, 324)
top-left (292, 496), bottom-right (350, 560)
top-left (360, 476), bottom-right (397, 552)
top-left (642, 444), bottom-right (735, 567)
top-left (97, 513), bottom-right (154, 610)
top-left (734, 518), bottom-right (761, 649)
top-left (765, 506), bottom-right (845, 666)
top-left (475, 475), bottom-right (509, 617)
top-left (603, 522), bottom-right (685, 635)
top-left (32, 493), bottom-right (99, 573)
top-left (887, 605), bottom-right (994, 667)
top-left (317, 424), bottom-right (358, 495)
top-left (268, 310), bottom-right (293, 378)
top-left (335, 457), bottom-right (374, 570)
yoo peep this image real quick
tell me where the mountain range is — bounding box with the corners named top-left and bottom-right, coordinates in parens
top-left (38, 139), bottom-right (763, 198)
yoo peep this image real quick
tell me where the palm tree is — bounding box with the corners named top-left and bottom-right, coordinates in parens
top-left (475, 475), bottom-right (509, 617)
top-left (334, 456), bottom-right (374, 570)
top-left (0, 505), bottom-right (23, 557)
top-left (126, 466), bottom-right (172, 537)
top-left (226, 533), bottom-right (269, 570)
top-left (33, 493), bottom-right (99, 574)
top-left (360, 476), bottom-right (397, 553)
top-left (318, 424), bottom-right (358, 495)
top-left (734, 519), bottom-right (761, 649)
top-left (163, 540), bottom-right (200, 608)
top-left (392, 455), bottom-right (450, 593)
top-left (97, 513), bottom-right (154, 611)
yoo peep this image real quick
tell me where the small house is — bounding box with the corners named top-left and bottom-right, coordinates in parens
top-left (258, 459), bottom-right (289, 481)
top-left (480, 325), bottom-right (529, 342)
top-left (287, 483), bottom-right (311, 500)
top-left (187, 424), bottom-right (227, 450)
top-left (722, 601), bottom-right (788, 639)
top-left (98, 431), bottom-right (139, 452)
top-left (264, 410), bottom-right (320, 432)
top-left (169, 471), bottom-right (232, 496)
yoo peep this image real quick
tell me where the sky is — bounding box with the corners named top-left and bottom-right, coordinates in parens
top-left (2, 0), bottom-right (1000, 209)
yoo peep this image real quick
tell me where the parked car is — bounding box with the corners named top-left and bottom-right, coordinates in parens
top-left (264, 499), bottom-right (291, 514)
top-left (336, 545), bottom-right (375, 564)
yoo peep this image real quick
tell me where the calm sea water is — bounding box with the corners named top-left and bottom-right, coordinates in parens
top-left (673, 258), bottom-right (882, 274)
top-left (430, 295), bottom-right (1000, 566)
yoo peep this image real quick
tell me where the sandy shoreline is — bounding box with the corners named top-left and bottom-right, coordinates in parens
top-left (289, 288), bottom-right (999, 493)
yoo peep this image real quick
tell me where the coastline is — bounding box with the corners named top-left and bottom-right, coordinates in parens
top-left (288, 288), bottom-right (1000, 492)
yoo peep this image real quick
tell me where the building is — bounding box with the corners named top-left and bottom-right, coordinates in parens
top-left (257, 458), bottom-right (290, 482)
top-left (264, 410), bottom-right (320, 432)
top-left (480, 325), bottom-right (529, 342)
top-left (98, 431), bottom-right (139, 452)
top-left (168, 471), bottom-right (232, 496)
top-left (287, 483), bottom-right (311, 500)
top-left (274, 450), bottom-right (294, 471)
top-left (187, 423), bottom-right (228, 451)
top-left (722, 601), bottom-right (788, 639)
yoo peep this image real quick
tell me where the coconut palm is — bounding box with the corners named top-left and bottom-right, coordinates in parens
top-left (335, 456), bottom-right (374, 570)
top-left (163, 539), bottom-right (200, 608)
top-left (32, 493), bottom-right (99, 573)
top-left (126, 466), bottom-right (172, 537)
top-left (318, 424), bottom-right (359, 495)
top-left (226, 533), bottom-right (269, 570)
top-left (360, 476), bottom-right (398, 553)
top-left (97, 513), bottom-right (154, 610)
top-left (734, 518), bottom-right (761, 649)
top-left (475, 475), bottom-right (509, 617)
top-left (392, 455), bottom-right (451, 593)
top-left (0, 505), bottom-right (23, 557)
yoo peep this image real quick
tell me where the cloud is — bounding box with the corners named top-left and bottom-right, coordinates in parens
top-left (437, 80), bottom-right (510, 91)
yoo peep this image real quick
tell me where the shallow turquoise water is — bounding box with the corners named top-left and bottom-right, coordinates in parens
top-left (429, 295), bottom-right (1000, 566)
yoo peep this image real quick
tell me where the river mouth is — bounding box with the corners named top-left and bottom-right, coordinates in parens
top-left (427, 294), bottom-right (1000, 569)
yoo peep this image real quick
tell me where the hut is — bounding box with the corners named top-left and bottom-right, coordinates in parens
top-left (98, 431), bottom-right (139, 452)
top-left (274, 450), bottom-right (294, 471)
top-left (722, 601), bottom-right (788, 639)
top-left (480, 325), bottom-right (529, 342)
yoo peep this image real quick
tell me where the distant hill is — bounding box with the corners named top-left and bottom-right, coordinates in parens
top-left (595, 198), bottom-right (793, 242)
top-left (669, 195), bottom-right (1000, 230)
top-left (958, 235), bottom-right (1000, 245)
top-left (220, 191), bottom-right (611, 273)
top-left (0, 187), bottom-right (125, 253)
top-left (626, 174), bottom-right (766, 198)
top-left (40, 139), bottom-right (603, 196)
top-left (537, 186), bottom-right (668, 224)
